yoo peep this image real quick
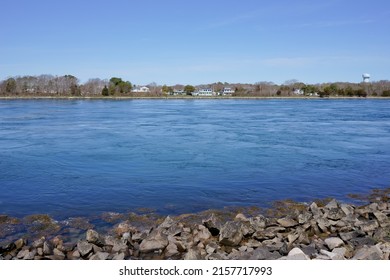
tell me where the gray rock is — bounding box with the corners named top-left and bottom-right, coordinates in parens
top-left (184, 248), bottom-right (201, 260)
top-left (324, 237), bottom-right (344, 250)
top-left (249, 215), bottom-right (267, 230)
top-left (309, 202), bottom-right (322, 217)
top-left (112, 252), bottom-right (125, 260)
top-left (299, 245), bottom-right (317, 258)
top-left (23, 249), bottom-right (37, 260)
top-left (43, 241), bottom-right (53, 255)
top-left (17, 249), bottom-right (30, 259)
top-left (53, 248), bottom-right (65, 257)
top-left (206, 242), bottom-right (219, 254)
top-left (253, 226), bottom-right (285, 240)
top-left (332, 247), bottom-right (347, 259)
top-left (72, 250), bottom-right (81, 258)
top-left (37, 247), bottom-right (43, 256)
top-left (368, 203), bottom-right (379, 212)
top-left (235, 213), bottom-right (248, 222)
top-left (245, 239), bottom-right (262, 248)
top-left (165, 242), bottom-right (179, 257)
top-left (14, 238), bottom-right (26, 250)
top-left (139, 230), bottom-right (168, 253)
top-left (196, 225), bottom-right (211, 242)
top-left (353, 245), bottom-right (383, 260)
top-left (325, 199), bottom-right (339, 210)
top-left (317, 217), bottom-right (330, 232)
top-left (373, 211), bottom-right (389, 227)
top-left (90, 252), bottom-right (109, 260)
top-left (166, 224), bottom-right (183, 237)
top-left (359, 220), bottom-right (379, 232)
top-left (327, 208), bottom-right (345, 220)
top-left (203, 214), bottom-right (223, 236)
top-left (77, 240), bottom-right (93, 257)
top-left (319, 249), bottom-right (338, 259)
top-left (89, 254), bottom-right (101, 260)
top-left (219, 221), bottom-right (243, 246)
top-left (114, 222), bottom-right (136, 236)
top-left (283, 248), bottom-right (310, 260)
top-left (111, 239), bottom-right (128, 253)
top-left (86, 229), bottom-right (101, 245)
top-left (349, 237), bottom-right (377, 247)
top-left (262, 239), bottom-right (285, 252)
top-left (277, 217), bottom-right (298, 228)
top-left (45, 255), bottom-right (65, 260)
top-left (246, 247), bottom-right (280, 260)
top-left (240, 222), bottom-right (255, 236)
top-left (339, 231), bottom-right (362, 242)
top-left (298, 212), bottom-right (312, 224)
top-left (287, 232), bottom-right (299, 244)
top-left (32, 238), bottom-right (45, 248)
top-left (207, 252), bottom-right (228, 260)
top-left (373, 228), bottom-right (390, 242)
top-left (297, 232), bottom-right (311, 245)
top-left (132, 231), bottom-right (148, 242)
top-left (159, 216), bottom-right (175, 229)
top-left (340, 204), bottom-right (355, 216)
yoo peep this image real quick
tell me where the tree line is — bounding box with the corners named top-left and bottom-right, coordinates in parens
top-left (1, 75), bottom-right (390, 97)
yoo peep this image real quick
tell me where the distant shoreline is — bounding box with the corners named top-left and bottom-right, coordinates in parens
top-left (1, 96), bottom-right (390, 100)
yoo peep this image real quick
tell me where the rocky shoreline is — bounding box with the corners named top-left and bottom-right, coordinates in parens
top-left (1, 196), bottom-right (390, 260)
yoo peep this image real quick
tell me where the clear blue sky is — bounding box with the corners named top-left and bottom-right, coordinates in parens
top-left (1, 0), bottom-right (389, 85)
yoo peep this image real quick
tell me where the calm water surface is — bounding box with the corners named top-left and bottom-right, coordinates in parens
top-left (0, 99), bottom-right (389, 218)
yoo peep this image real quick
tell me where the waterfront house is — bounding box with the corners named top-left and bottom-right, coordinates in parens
top-left (194, 88), bottom-right (215, 96)
top-left (220, 87), bottom-right (235, 95)
top-left (172, 89), bottom-right (186, 95)
top-left (293, 89), bottom-right (304, 95)
top-left (132, 86), bottom-right (150, 93)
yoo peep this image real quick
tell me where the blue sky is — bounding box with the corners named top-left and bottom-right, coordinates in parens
top-left (1, 0), bottom-right (389, 85)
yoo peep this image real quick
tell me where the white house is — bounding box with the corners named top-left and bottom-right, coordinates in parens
top-left (194, 88), bottom-right (215, 96)
top-left (220, 87), bottom-right (235, 95)
top-left (293, 89), bottom-right (304, 95)
top-left (172, 89), bottom-right (185, 95)
top-left (132, 86), bottom-right (150, 93)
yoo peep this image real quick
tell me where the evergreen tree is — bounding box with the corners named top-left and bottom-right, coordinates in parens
top-left (102, 85), bottom-right (109, 96)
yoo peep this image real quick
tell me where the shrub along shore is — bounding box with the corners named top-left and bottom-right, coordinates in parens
top-left (1, 190), bottom-right (389, 260)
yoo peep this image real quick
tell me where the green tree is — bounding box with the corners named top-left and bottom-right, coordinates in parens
top-left (109, 77), bottom-right (132, 95)
top-left (184, 85), bottom-right (195, 95)
top-left (102, 85), bottom-right (109, 96)
top-left (161, 85), bottom-right (173, 94)
top-left (5, 78), bottom-right (17, 93)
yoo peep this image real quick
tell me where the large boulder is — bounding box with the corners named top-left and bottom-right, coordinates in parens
top-left (77, 240), bottom-right (93, 257)
top-left (324, 237), bottom-right (344, 250)
top-left (219, 221), bottom-right (243, 246)
top-left (352, 245), bottom-right (383, 260)
top-left (139, 230), bottom-right (168, 253)
top-left (277, 217), bottom-right (298, 228)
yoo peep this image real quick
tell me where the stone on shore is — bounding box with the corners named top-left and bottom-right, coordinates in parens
top-left (324, 237), bottom-right (344, 250)
top-left (139, 230), bottom-right (168, 253)
top-left (219, 221), bottom-right (243, 246)
top-left (77, 240), bottom-right (93, 257)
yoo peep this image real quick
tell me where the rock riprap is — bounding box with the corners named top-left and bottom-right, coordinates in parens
top-left (0, 200), bottom-right (389, 260)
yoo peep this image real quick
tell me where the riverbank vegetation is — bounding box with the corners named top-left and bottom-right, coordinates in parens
top-left (1, 75), bottom-right (390, 98)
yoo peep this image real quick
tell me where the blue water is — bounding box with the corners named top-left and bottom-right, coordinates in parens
top-left (0, 99), bottom-right (390, 219)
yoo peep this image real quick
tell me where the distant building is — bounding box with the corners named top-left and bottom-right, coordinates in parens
top-left (293, 89), bottom-right (304, 95)
top-left (362, 73), bottom-right (371, 83)
top-left (172, 89), bottom-right (185, 95)
top-left (220, 87), bottom-right (235, 95)
top-left (194, 88), bottom-right (215, 96)
top-left (132, 86), bottom-right (150, 93)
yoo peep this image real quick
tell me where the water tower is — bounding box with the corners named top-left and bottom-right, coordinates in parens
top-left (362, 73), bottom-right (370, 83)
